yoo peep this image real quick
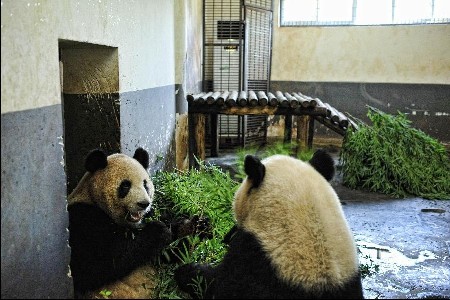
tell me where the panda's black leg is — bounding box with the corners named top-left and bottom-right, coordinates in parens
top-left (174, 263), bottom-right (215, 299)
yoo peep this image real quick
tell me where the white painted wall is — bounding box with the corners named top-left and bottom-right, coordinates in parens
top-left (271, 0), bottom-right (450, 84)
top-left (1, 0), bottom-right (175, 113)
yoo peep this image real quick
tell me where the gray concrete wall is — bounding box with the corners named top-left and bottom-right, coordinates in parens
top-left (270, 82), bottom-right (450, 145)
top-left (1, 105), bottom-right (72, 298)
top-left (121, 85), bottom-right (177, 174)
top-left (1, 0), bottom-right (178, 298)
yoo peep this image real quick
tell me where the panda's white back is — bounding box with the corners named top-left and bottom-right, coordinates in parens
top-left (234, 154), bottom-right (359, 291)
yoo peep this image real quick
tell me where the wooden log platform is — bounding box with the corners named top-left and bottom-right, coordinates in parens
top-left (187, 90), bottom-right (356, 167)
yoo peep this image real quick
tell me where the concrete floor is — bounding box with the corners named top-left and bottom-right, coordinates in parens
top-left (206, 152), bottom-right (450, 299)
top-left (336, 184), bottom-right (450, 299)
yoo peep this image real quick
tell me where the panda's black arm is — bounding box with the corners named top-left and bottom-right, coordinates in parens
top-left (106, 220), bottom-right (172, 277)
top-left (175, 227), bottom-right (285, 299)
top-left (68, 203), bottom-right (125, 292)
top-left (69, 204), bottom-right (171, 291)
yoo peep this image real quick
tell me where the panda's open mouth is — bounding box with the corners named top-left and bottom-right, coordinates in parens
top-left (126, 210), bottom-right (145, 223)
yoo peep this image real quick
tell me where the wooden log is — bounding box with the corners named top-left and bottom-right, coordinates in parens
top-left (206, 91), bottom-right (221, 105)
top-left (217, 91), bottom-right (229, 106)
top-left (238, 91), bottom-right (248, 107)
top-left (309, 98), bottom-right (318, 108)
top-left (248, 90), bottom-right (258, 107)
top-left (187, 92), bottom-right (206, 104)
top-left (267, 92), bottom-right (279, 106)
top-left (336, 110), bottom-right (349, 129)
top-left (257, 91), bottom-right (268, 106)
top-left (348, 118), bottom-right (359, 131)
top-left (285, 92), bottom-right (300, 109)
top-left (324, 103), bottom-right (340, 124)
top-left (225, 90), bottom-right (238, 107)
top-left (197, 92), bottom-right (213, 104)
top-left (312, 97), bottom-right (325, 108)
top-left (292, 92), bottom-right (310, 108)
top-left (275, 91), bottom-right (289, 107)
top-left (314, 115), bottom-right (346, 136)
top-left (297, 92), bottom-right (318, 108)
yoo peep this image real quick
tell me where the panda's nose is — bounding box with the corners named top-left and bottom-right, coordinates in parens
top-left (137, 201), bottom-right (150, 209)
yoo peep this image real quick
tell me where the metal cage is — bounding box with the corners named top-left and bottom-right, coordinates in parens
top-left (203, 0), bottom-right (273, 153)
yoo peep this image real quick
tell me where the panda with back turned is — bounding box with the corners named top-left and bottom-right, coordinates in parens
top-left (175, 149), bottom-right (364, 299)
top-left (68, 147), bottom-right (200, 299)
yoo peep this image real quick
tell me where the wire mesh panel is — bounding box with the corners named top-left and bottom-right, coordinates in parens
top-left (244, 0), bottom-right (272, 10)
top-left (245, 7), bottom-right (272, 91)
top-left (204, 0), bottom-right (242, 91)
top-left (244, 2), bottom-right (273, 146)
top-left (203, 0), bottom-right (273, 152)
top-left (204, 0), bottom-right (243, 153)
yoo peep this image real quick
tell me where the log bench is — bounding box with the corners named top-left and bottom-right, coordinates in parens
top-left (187, 90), bottom-right (357, 168)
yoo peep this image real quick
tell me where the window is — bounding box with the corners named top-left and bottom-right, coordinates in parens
top-left (280, 0), bottom-right (450, 26)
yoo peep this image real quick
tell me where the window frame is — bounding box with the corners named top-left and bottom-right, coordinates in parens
top-left (280, 0), bottom-right (450, 27)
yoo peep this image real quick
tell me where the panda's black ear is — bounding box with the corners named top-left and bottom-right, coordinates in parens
top-left (85, 149), bottom-right (108, 173)
top-left (309, 149), bottom-right (335, 181)
top-left (133, 147), bottom-right (149, 169)
top-left (244, 155), bottom-right (265, 188)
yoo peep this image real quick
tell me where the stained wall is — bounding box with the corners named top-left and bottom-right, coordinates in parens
top-left (270, 0), bottom-right (450, 144)
top-left (1, 0), bottom-right (178, 298)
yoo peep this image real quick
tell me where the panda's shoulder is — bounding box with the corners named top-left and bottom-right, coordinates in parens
top-left (226, 228), bottom-right (265, 258)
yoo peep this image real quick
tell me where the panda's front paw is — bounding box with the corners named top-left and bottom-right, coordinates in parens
top-left (172, 215), bottom-right (212, 240)
top-left (144, 220), bottom-right (172, 245)
top-left (192, 215), bottom-right (213, 239)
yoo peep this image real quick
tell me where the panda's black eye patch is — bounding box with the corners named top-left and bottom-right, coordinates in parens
top-left (118, 180), bottom-right (132, 198)
top-left (143, 180), bottom-right (149, 193)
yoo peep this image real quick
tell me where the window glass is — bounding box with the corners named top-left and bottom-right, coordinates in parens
top-left (280, 0), bottom-right (450, 26)
top-left (355, 0), bottom-right (392, 25)
top-left (394, 0), bottom-right (432, 23)
top-left (318, 0), bottom-right (353, 22)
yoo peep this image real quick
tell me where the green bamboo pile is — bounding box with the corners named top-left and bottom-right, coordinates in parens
top-left (340, 107), bottom-right (450, 200)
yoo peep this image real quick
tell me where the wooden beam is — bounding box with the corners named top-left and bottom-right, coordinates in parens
top-left (188, 113), bottom-right (205, 169)
top-left (188, 104), bottom-right (327, 116)
top-left (210, 113), bottom-right (219, 157)
top-left (297, 115), bottom-right (309, 150)
top-left (284, 114), bottom-right (292, 143)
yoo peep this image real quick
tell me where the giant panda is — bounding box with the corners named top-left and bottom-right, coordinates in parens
top-left (175, 149), bottom-right (364, 299)
top-left (68, 147), bottom-right (174, 299)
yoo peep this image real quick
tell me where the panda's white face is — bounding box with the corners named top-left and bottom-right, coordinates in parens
top-left (90, 154), bottom-right (154, 229)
